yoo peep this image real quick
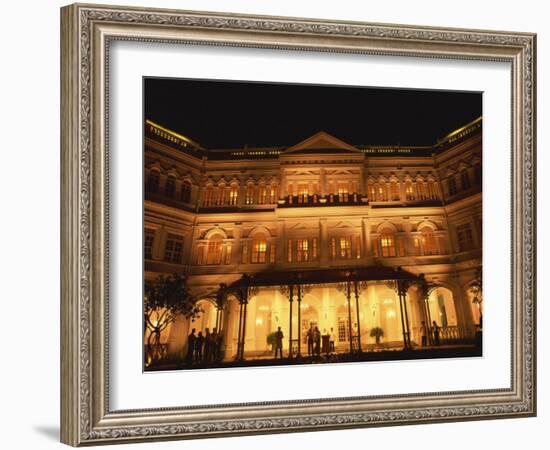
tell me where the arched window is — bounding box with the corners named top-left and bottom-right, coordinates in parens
top-left (420, 226), bottom-right (438, 255)
top-left (165, 175), bottom-right (176, 197)
top-left (206, 235), bottom-right (223, 265)
top-left (245, 184), bottom-right (255, 205)
top-left (269, 185), bottom-right (278, 203)
top-left (368, 183), bottom-right (376, 201)
top-left (380, 230), bottom-right (396, 257)
top-left (390, 180), bottom-right (400, 201)
top-left (251, 233), bottom-right (267, 263)
top-left (180, 181), bottom-right (192, 203)
top-left (405, 180), bottom-right (415, 200)
top-left (258, 185), bottom-right (267, 204)
top-left (217, 184), bottom-right (226, 205)
top-left (229, 184), bottom-right (239, 205)
top-left (147, 170), bottom-right (160, 193)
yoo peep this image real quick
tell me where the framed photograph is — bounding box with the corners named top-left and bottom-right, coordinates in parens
top-left (60, 3), bottom-right (536, 446)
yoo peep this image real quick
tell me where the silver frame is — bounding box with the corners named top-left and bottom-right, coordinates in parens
top-left (60, 3), bottom-right (536, 446)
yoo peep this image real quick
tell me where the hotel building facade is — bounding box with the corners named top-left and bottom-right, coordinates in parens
top-left (143, 117), bottom-right (483, 362)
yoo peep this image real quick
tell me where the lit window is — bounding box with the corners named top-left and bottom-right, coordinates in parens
top-left (245, 185), bottom-right (254, 205)
top-left (405, 181), bottom-right (414, 200)
top-left (144, 229), bottom-right (155, 259)
top-left (165, 176), bottom-right (176, 197)
top-left (367, 184), bottom-right (375, 201)
top-left (164, 233), bottom-right (184, 263)
top-left (269, 185), bottom-right (278, 203)
top-left (180, 182), bottom-right (192, 203)
top-left (420, 227), bottom-right (438, 255)
top-left (296, 239), bottom-right (309, 262)
top-left (206, 235), bottom-right (223, 265)
top-left (258, 185), bottom-right (267, 204)
top-left (298, 184), bottom-right (309, 203)
top-left (252, 236), bottom-right (267, 263)
top-left (380, 232), bottom-right (396, 257)
top-left (338, 183), bottom-right (349, 202)
top-left (287, 239), bottom-right (293, 263)
top-left (229, 185), bottom-right (239, 205)
top-left (456, 223), bottom-right (474, 252)
top-left (339, 236), bottom-right (352, 259)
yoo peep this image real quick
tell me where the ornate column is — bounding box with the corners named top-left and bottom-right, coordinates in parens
top-left (345, 277), bottom-right (354, 354)
top-left (395, 278), bottom-right (412, 350)
top-left (361, 217), bottom-right (373, 265)
top-left (353, 280), bottom-right (363, 353)
top-left (320, 218), bottom-right (329, 267)
top-left (285, 285), bottom-right (294, 358)
top-left (296, 283), bottom-right (303, 357)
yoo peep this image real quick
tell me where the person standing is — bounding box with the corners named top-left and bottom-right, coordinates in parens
top-left (186, 328), bottom-right (196, 366)
top-left (313, 326), bottom-right (321, 356)
top-left (210, 327), bottom-right (218, 363)
top-left (307, 324), bottom-right (314, 356)
top-left (420, 321), bottom-right (427, 347)
top-left (195, 331), bottom-right (204, 363)
top-left (432, 321), bottom-right (440, 346)
top-left (274, 326), bottom-right (284, 359)
top-left (329, 327), bottom-right (336, 353)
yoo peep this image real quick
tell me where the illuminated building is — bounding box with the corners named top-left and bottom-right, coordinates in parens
top-left (143, 117), bottom-right (482, 363)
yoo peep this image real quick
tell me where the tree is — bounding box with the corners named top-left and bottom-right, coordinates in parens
top-left (144, 273), bottom-right (201, 362)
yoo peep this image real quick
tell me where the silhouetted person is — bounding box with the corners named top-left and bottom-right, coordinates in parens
top-left (194, 331), bottom-right (204, 362)
top-left (432, 321), bottom-right (440, 346)
top-left (210, 327), bottom-right (218, 363)
top-left (307, 324), bottom-right (314, 356)
top-left (420, 321), bottom-right (427, 347)
top-left (203, 328), bottom-right (211, 363)
top-left (314, 327), bottom-right (321, 356)
top-left (186, 328), bottom-right (196, 366)
top-left (274, 326), bottom-right (284, 358)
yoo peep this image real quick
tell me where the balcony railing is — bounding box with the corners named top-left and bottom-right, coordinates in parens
top-left (278, 193), bottom-right (368, 208)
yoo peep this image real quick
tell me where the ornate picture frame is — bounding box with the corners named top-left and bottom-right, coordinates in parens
top-left (60, 3), bottom-right (536, 446)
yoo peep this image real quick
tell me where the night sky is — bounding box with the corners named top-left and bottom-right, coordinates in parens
top-left (144, 78), bottom-right (482, 149)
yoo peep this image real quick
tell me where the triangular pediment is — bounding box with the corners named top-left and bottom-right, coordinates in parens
top-left (284, 131), bottom-right (360, 154)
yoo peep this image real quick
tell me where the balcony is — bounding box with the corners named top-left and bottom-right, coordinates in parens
top-left (277, 193), bottom-right (368, 208)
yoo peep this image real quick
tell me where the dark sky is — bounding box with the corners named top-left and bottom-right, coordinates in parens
top-left (144, 78), bottom-right (481, 149)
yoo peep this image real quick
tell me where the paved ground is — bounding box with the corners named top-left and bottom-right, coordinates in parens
top-left (145, 344), bottom-right (482, 372)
